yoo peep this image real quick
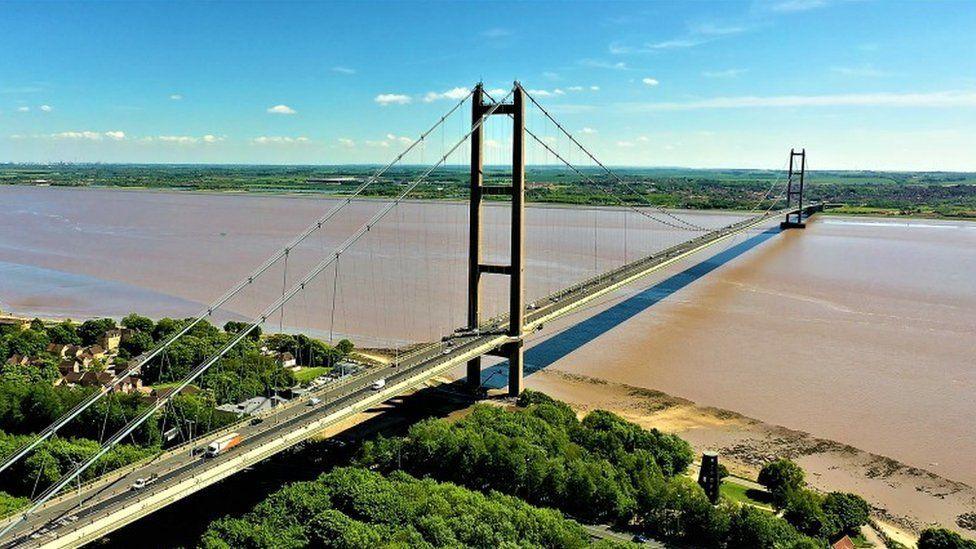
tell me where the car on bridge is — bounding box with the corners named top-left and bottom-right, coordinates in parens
top-left (372, 378), bottom-right (386, 390)
top-left (131, 473), bottom-right (159, 490)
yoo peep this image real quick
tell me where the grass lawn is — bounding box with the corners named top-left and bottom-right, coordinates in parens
top-left (150, 381), bottom-right (199, 391)
top-left (293, 366), bottom-right (331, 384)
top-left (720, 480), bottom-right (775, 510)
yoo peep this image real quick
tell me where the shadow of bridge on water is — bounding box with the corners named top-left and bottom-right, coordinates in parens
top-left (480, 226), bottom-right (782, 389)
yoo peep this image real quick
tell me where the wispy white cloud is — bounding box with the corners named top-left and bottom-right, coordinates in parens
top-left (642, 77), bottom-right (659, 86)
top-left (253, 136), bottom-right (309, 144)
top-left (649, 38), bottom-right (706, 50)
top-left (691, 22), bottom-right (747, 36)
top-left (170, 94), bottom-right (183, 100)
top-left (55, 131), bottom-right (100, 140)
top-left (267, 104), bottom-right (297, 115)
top-left (423, 87), bottom-right (470, 102)
top-left (338, 138), bottom-right (355, 148)
top-left (579, 127), bottom-right (597, 134)
top-left (636, 136), bottom-right (650, 142)
top-left (619, 91), bottom-right (976, 111)
top-left (154, 136), bottom-right (194, 144)
top-left (616, 141), bottom-right (635, 148)
top-left (374, 93), bottom-right (411, 106)
top-left (146, 134), bottom-right (223, 144)
top-left (615, 17), bottom-right (752, 54)
top-left (39, 104), bottom-right (53, 112)
top-left (386, 133), bottom-right (413, 145)
top-left (590, 86), bottom-right (600, 91)
top-left (768, 0), bottom-right (829, 13)
top-left (16, 106), bottom-right (29, 112)
top-left (702, 69), bottom-right (748, 78)
top-left (332, 66), bottom-right (356, 75)
top-left (831, 65), bottom-right (892, 77)
top-left (54, 130), bottom-right (125, 141)
top-left (366, 133), bottom-right (413, 148)
top-left (580, 59), bottom-right (631, 71)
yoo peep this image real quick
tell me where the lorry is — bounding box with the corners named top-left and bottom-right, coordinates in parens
top-left (205, 432), bottom-right (243, 458)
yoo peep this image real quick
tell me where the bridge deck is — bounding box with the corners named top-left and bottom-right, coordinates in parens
top-left (1, 205), bottom-right (816, 548)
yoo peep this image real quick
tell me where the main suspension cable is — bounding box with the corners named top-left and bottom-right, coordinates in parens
top-left (521, 88), bottom-right (708, 231)
top-left (0, 87), bottom-right (474, 478)
top-left (0, 88), bottom-right (513, 539)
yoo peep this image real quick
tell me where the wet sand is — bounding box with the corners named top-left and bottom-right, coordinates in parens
top-left (490, 214), bottom-right (976, 489)
top-left (527, 369), bottom-right (975, 540)
top-left (1, 185), bottom-right (974, 533)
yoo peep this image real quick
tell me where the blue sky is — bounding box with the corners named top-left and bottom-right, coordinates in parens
top-left (2, 0), bottom-right (975, 170)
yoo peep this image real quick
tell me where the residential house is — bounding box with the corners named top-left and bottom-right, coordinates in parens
top-left (57, 371), bottom-right (114, 389)
top-left (46, 343), bottom-right (71, 358)
top-left (116, 375), bottom-right (144, 394)
top-left (0, 317), bottom-right (31, 331)
top-left (831, 536), bottom-right (856, 549)
top-left (58, 358), bottom-right (85, 375)
top-left (98, 329), bottom-right (122, 352)
top-left (277, 352), bottom-right (297, 368)
top-left (5, 354), bottom-right (31, 367)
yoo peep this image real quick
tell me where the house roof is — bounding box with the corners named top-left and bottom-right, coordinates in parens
top-left (831, 535), bottom-right (856, 549)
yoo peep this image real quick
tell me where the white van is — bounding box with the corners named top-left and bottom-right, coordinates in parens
top-left (371, 378), bottom-right (386, 390)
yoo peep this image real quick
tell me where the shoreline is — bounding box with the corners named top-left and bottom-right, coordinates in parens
top-left (524, 368), bottom-right (976, 543)
top-left (3, 182), bottom-right (974, 222)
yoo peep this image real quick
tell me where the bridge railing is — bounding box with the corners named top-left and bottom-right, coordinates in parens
top-left (0, 350), bottom-right (438, 523)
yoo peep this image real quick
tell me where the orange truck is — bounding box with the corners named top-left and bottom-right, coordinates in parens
top-left (205, 432), bottom-right (243, 458)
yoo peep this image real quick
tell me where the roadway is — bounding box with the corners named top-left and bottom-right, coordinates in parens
top-left (0, 205), bottom-right (815, 548)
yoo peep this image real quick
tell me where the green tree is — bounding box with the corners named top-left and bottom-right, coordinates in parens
top-left (46, 321), bottom-right (81, 345)
top-left (821, 492), bottom-right (869, 536)
top-left (783, 489), bottom-right (833, 538)
top-left (120, 330), bottom-right (154, 358)
top-left (77, 318), bottom-right (116, 346)
top-left (2, 328), bottom-right (50, 359)
top-left (121, 313), bottom-right (155, 334)
top-left (152, 317), bottom-right (187, 342)
top-left (336, 338), bottom-right (354, 355)
top-left (309, 510), bottom-right (382, 548)
top-left (727, 505), bottom-right (807, 549)
top-left (918, 528), bottom-right (976, 549)
top-left (223, 321), bottom-right (260, 341)
top-left (759, 458), bottom-right (806, 506)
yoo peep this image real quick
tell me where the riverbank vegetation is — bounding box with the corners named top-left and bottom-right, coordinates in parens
top-left (3, 164), bottom-right (974, 219)
top-left (206, 391), bottom-right (940, 548)
top-left (200, 467), bottom-right (626, 548)
top-left (0, 312), bottom-right (356, 512)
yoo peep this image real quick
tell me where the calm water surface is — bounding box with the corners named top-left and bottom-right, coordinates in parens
top-left (1, 186), bottom-right (973, 485)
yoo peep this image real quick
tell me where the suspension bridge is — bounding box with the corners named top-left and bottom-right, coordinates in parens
top-left (0, 82), bottom-right (821, 547)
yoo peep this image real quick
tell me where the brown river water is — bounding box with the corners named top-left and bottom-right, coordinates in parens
top-left (1, 186), bottom-right (974, 485)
